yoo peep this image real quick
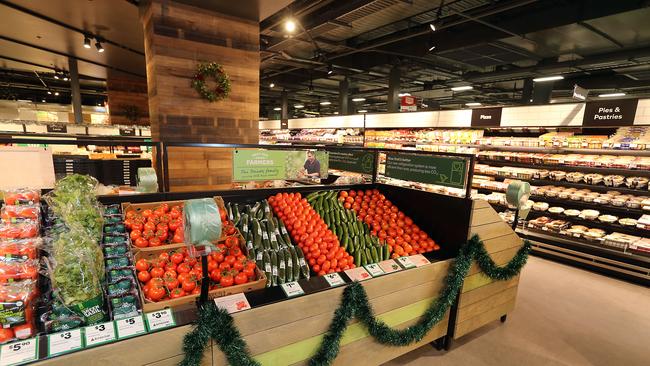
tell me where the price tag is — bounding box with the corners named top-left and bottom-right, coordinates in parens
top-left (323, 272), bottom-right (345, 287)
top-left (344, 267), bottom-right (371, 282)
top-left (47, 329), bottom-right (83, 357)
top-left (378, 260), bottom-right (402, 274)
top-left (116, 315), bottom-right (147, 339)
top-left (408, 254), bottom-right (431, 267)
top-left (145, 309), bottom-right (176, 331)
top-left (84, 321), bottom-right (116, 347)
top-left (0, 338), bottom-right (38, 366)
top-left (214, 293), bottom-right (251, 314)
top-left (364, 263), bottom-right (385, 277)
top-left (280, 281), bottom-right (305, 298)
top-left (396, 256), bottom-right (416, 269)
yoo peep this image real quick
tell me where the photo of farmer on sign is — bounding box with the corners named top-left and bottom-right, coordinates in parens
top-left (303, 150), bottom-right (321, 178)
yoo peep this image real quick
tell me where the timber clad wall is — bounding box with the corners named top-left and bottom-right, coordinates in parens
top-left (141, 0), bottom-right (259, 144)
top-left (454, 199), bottom-right (523, 338)
top-left (106, 71), bottom-right (150, 126)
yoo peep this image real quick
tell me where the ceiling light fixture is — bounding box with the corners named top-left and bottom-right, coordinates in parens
top-left (533, 75), bottom-right (563, 82)
top-left (284, 19), bottom-right (296, 33)
top-left (358, 109), bottom-right (368, 113)
top-left (273, 107), bottom-right (282, 111)
top-left (320, 101), bottom-right (331, 105)
top-left (429, 24), bottom-right (436, 31)
top-left (428, 44), bottom-right (436, 52)
top-left (83, 35), bottom-right (92, 49)
top-left (47, 91), bottom-right (52, 95)
top-left (352, 97), bottom-right (365, 102)
top-left (599, 92), bottom-right (626, 98)
top-left (63, 76), bottom-right (69, 81)
top-left (54, 92), bottom-right (59, 96)
top-left (451, 85), bottom-right (473, 91)
top-left (333, 111), bottom-right (339, 115)
top-left (96, 41), bottom-right (104, 53)
top-left (294, 104), bottom-right (304, 109)
top-left (466, 102), bottom-right (481, 106)
top-left (327, 64), bottom-right (333, 75)
top-left (398, 93), bottom-right (411, 97)
top-left (269, 83), bottom-right (275, 88)
top-left (53, 74), bottom-right (59, 80)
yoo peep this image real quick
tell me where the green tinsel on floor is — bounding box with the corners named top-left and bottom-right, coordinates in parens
top-left (179, 234), bottom-right (531, 366)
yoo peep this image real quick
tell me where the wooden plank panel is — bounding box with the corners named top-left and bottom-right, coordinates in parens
top-left (143, 351), bottom-right (212, 366)
top-left (461, 272), bottom-right (493, 293)
top-left (467, 245), bottom-right (523, 276)
top-left (469, 220), bottom-right (513, 241)
top-left (454, 299), bottom-right (516, 338)
top-left (238, 278), bottom-right (447, 356)
top-left (231, 261), bottom-right (450, 336)
top-left (472, 199), bottom-right (491, 210)
top-left (37, 325), bottom-right (209, 366)
top-left (469, 207), bottom-right (502, 227)
top-left (458, 276), bottom-right (520, 308)
top-left (457, 286), bottom-right (519, 322)
top-left (480, 232), bottom-right (522, 254)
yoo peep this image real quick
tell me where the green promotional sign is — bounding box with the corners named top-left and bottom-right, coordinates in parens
top-left (328, 149), bottom-right (375, 175)
top-left (233, 150), bottom-right (287, 181)
top-left (233, 150), bottom-right (329, 181)
top-left (383, 152), bottom-right (467, 189)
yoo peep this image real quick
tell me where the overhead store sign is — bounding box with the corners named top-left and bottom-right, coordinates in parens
top-left (119, 127), bottom-right (136, 136)
top-left (328, 149), bottom-right (375, 175)
top-left (383, 152), bottom-right (467, 189)
top-left (582, 98), bottom-right (638, 126)
top-left (470, 107), bottom-right (502, 127)
top-left (280, 119), bottom-right (288, 129)
top-left (400, 96), bottom-right (417, 112)
top-left (233, 149), bottom-right (328, 181)
top-left (573, 84), bottom-right (588, 101)
top-left (46, 124), bottom-right (67, 133)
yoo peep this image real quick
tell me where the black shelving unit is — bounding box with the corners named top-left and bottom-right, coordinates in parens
top-left (479, 158), bottom-right (650, 178)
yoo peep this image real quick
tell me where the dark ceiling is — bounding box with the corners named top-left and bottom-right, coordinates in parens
top-left (2, 0), bottom-right (650, 115)
top-left (259, 0), bottom-right (650, 117)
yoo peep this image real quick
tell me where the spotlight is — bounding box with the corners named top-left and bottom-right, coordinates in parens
top-left (428, 44), bottom-right (436, 52)
top-left (83, 35), bottom-right (91, 49)
top-left (63, 76), bottom-right (69, 81)
top-left (466, 102), bottom-right (481, 106)
top-left (54, 74), bottom-right (59, 80)
top-left (599, 92), bottom-right (626, 98)
top-left (320, 101), bottom-right (331, 106)
top-left (398, 93), bottom-right (411, 97)
top-left (47, 91), bottom-right (52, 95)
top-left (358, 109), bottom-right (368, 113)
top-left (294, 104), bottom-right (304, 109)
top-left (352, 97), bottom-right (365, 102)
top-left (327, 64), bottom-right (333, 75)
top-left (284, 19), bottom-right (296, 33)
top-left (269, 83), bottom-right (275, 88)
top-left (42, 99), bottom-right (46, 103)
top-left (451, 85), bottom-right (473, 91)
top-left (429, 23), bottom-right (436, 31)
top-left (273, 107), bottom-right (282, 111)
top-left (54, 92), bottom-right (59, 96)
top-left (532, 75), bottom-right (563, 82)
top-left (96, 41), bottom-right (104, 53)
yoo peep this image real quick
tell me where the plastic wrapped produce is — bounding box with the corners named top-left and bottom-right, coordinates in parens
top-left (1, 189), bottom-right (40, 206)
top-left (1, 205), bottom-right (40, 222)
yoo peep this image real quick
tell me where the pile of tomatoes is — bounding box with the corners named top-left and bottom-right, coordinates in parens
top-left (269, 192), bottom-right (355, 276)
top-left (135, 234), bottom-right (258, 302)
top-left (339, 189), bottom-right (440, 257)
top-left (125, 203), bottom-right (184, 248)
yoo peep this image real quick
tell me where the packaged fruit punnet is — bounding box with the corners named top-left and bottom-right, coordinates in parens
top-left (0, 221), bottom-right (39, 240)
top-left (0, 280), bottom-right (39, 342)
top-left (1, 205), bottom-right (40, 222)
top-left (1, 189), bottom-right (40, 206)
top-left (0, 238), bottom-right (41, 261)
top-left (124, 202), bottom-right (185, 248)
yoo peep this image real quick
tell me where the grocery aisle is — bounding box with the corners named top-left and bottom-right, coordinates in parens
top-left (385, 256), bottom-right (650, 366)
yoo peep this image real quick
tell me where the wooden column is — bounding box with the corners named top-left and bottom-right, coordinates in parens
top-left (106, 71), bottom-right (150, 126)
top-left (140, 0), bottom-right (259, 143)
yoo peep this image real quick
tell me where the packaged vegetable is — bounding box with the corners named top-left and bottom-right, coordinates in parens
top-left (0, 238), bottom-right (41, 261)
top-left (104, 205), bottom-right (121, 216)
top-left (105, 257), bottom-right (131, 270)
top-left (0, 222), bottom-right (39, 239)
top-left (1, 205), bottom-right (40, 222)
top-left (0, 260), bottom-right (39, 282)
top-left (0, 280), bottom-right (38, 327)
top-left (2, 189), bottom-right (40, 206)
top-left (103, 234), bottom-right (128, 245)
top-left (103, 244), bottom-right (129, 258)
top-left (103, 215), bottom-right (122, 225)
top-left (107, 278), bottom-right (136, 297)
top-left (109, 295), bottom-right (140, 320)
top-left (108, 269), bottom-right (135, 283)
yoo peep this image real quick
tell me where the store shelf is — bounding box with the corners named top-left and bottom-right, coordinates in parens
top-left (271, 139), bottom-right (364, 146)
top-left (489, 201), bottom-right (646, 237)
top-left (474, 172), bottom-right (650, 197)
top-left (518, 228), bottom-right (650, 270)
top-left (478, 158), bottom-right (650, 178)
top-left (477, 145), bottom-right (650, 156)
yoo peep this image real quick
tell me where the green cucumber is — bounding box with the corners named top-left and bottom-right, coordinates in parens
top-left (283, 249), bottom-right (293, 282)
top-left (384, 244), bottom-right (390, 260)
top-left (355, 251), bottom-right (361, 267)
top-left (270, 251), bottom-right (278, 286)
top-left (295, 246), bottom-right (310, 280)
top-left (263, 252), bottom-right (272, 287)
top-left (278, 252), bottom-right (286, 285)
top-left (289, 246), bottom-right (300, 280)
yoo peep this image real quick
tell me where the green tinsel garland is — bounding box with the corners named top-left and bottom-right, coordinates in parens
top-left (180, 234), bottom-right (531, 366)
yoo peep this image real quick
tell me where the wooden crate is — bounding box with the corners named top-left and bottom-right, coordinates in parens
top-left (134, 239), bottom-right (266, 312)
top-left (121, 196), bottom-right (227, 253)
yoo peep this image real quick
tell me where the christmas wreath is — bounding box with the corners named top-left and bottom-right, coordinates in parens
top-left (191, 62), bottom-right (231, 102)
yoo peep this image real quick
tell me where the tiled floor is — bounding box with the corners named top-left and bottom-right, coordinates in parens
top-left (384, 256), bottom-right (650, 366)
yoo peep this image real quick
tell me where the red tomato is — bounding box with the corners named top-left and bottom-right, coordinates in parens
top-left (170, 209), bottom-right (181, 220)
top-left (150, 267), bottom-right (164, 278)
top-left (165, 262), bottom-right (177, 272)
top-left (177, 263), bottom-right (191, 274)
top-left (225, 236), bottom-right (239, 248)
top-left (0, 328), bottom-right (14, 343)
top-left (164, 269), bottom-right (177, 278)
top-left (135, 259), bottom-right (149, 272)
top-left (160, 203), bottom-right (170, 213)
top-left (234, 272), bottom-right (248, 285)
top-left (224, 255), bottom-right (236, 266)
top-left (130, 230), bottom-right (142, 241)
top-left (168, 219), bottom-right (181, 232)
top-left (170, 288), bottom-right (186, 299)
top-left (148, 237), bottom-right (161, 247)
top-left (243, 267), bottom-right (254, 278)
top-left (177, 272), bottom-right (190, 284)
top-left (142, 209), bottom-right (153, 218)
top-left (210, 269), bottom-right (222, 282)
top-left (131, 222), bottom-right (143, 232)
top-left (137, 270), bottom-right (151, 283)
top-left (134, 237), bottom-right (149, 248)
top-left (181, 279), bottom-right (196, 292)
top-left (220, 275), bottom-right (234, 287)
top-left (164, 276), bottom-right (180, 291)
top-left (211, 252), bottom-right (224, 263)
top-left (148, 286), bottom-right (165, 301)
